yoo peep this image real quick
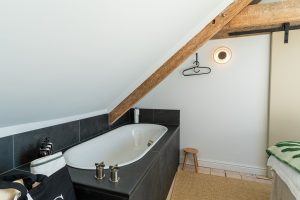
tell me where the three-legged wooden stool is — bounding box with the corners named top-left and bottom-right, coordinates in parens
top-left (182, 148), bottom-right (199, 173)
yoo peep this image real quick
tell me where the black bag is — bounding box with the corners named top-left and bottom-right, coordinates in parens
top-left (0, 166), bottom-right (77, 200)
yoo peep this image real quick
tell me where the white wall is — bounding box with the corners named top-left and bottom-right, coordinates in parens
top-left (0, 0), bottom-right (232, 134)
top-left (137, 35), bottom-right (271, 175)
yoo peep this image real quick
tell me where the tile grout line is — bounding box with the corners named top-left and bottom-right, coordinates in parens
top-left (1, 136), bottom-right (16, 176)
top-left (78, 120), bottom-right (81, 142)
top-left (12, 135), bottom-right (15, 168)
top-left (0, 167), bottom-right (16, 176)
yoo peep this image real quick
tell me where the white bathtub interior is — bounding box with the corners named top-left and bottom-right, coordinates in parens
top-left (64, 124), bottom-right (168, 169)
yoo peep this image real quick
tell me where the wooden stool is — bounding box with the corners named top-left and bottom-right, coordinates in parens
top-left (182, 148), bottom-right (199, 173)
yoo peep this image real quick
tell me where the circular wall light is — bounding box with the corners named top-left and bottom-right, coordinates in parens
top-left (213, 46), bottom-right (232, 64)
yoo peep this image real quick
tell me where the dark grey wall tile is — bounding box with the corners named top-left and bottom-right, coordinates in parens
top-left (129, 108), bottom-right (134, 124)
top-left (80, 114), bottom-right (109, 141)
top-left (130, 160), bottom-right (161, 200)
top-left (14, 121), bottom-right (79, 167)
top-left (110, 110), bottom-right (131, 130)
top-left (153, 109), bottom-right (180, 125)
top-left (158, 128), bottom-right (179, 200)
top-left (0, 136), bottom-right (13, 174)
top-left (0, 169), bottom-right (26, 178)
top-left (139, 109), bottom-right (154, 123)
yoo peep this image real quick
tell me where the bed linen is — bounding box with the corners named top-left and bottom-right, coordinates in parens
top-left (271, 171), bottom-right (296, 200)
top-left (268, 156), bottom-right (300, 199)
top-left (267, 141), bottom-right (300, 173)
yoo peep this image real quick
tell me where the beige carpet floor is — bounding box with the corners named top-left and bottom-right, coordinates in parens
top-left (171, 170), bottom-right (272, 200)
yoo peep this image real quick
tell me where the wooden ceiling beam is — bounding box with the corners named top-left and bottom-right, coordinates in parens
top-left (109, 0), bottom-right (253, 124)
top-left (214, 0), bottom-right (300, 39)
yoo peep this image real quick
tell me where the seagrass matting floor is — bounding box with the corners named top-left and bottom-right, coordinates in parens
top-left (170, 170), bottom-right (271, 200)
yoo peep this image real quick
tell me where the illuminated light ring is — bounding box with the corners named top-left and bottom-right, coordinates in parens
top-left (213, 47), bottom-right (232, 64)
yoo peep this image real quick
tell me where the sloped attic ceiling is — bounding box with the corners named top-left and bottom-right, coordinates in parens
top-left (0, 0), bottom-right (232, 129)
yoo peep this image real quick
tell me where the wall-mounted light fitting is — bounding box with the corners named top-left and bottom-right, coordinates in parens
top-left (213, 46), bottom-right (232, 64)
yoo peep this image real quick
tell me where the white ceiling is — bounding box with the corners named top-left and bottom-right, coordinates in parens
top-left (0, 0), bottom-right (232, 129)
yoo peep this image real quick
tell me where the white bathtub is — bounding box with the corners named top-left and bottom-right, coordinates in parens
top-left (64, 124), bottom-right (168, 170)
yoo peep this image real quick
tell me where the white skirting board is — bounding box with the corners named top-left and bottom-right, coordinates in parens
top-left (180, 156), bottom-right (267, 176)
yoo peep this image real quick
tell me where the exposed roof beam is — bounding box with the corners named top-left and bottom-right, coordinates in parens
top-left (214, 0), bottom-right (300, 39)
top-left (109, 0), bottom-right (253, 124)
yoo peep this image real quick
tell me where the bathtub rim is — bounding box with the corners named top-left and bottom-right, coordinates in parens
top-left (64, 123), bottom-right (168, 170)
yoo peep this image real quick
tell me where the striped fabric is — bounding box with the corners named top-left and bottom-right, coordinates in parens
top-left (267, 141), bottom-right (300, 173)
